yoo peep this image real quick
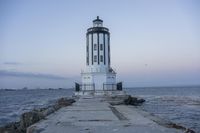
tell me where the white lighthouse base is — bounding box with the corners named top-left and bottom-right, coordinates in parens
top-left (81, 70), bottom-right (116, 91)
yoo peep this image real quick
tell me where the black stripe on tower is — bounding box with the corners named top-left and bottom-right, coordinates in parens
top-left (97, 33), bottom-right (100, 64)
top-left (103, 33), bottom-right (106, 65)
top-left (86, 34), bottom-right (89, 65)
top-left (91, 33), bottom-right (93, 65)
top-left (108, 34), bottom-right (110, 65)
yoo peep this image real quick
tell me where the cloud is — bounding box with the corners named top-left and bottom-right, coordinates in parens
top-left (3, 62), bottom-right (22, 65)
top-left (0, 70), bottom-right (69, 80)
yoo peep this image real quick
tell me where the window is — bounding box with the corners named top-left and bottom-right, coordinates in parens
top-left (100, 55), bottom-right (103, 62)
top-left (94, 55), bottom-right (97, 62)
top-left (100, 44), bottom-right (103, 50)
top-left (94, 44), bottom-right (97, 50)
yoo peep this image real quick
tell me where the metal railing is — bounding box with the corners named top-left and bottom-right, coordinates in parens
top-left (75, 82), bottom-right (122, 92)
top-left (103, 83), bottom-right (116, 91)
top-left (81, 83), bottom-right (95, 91)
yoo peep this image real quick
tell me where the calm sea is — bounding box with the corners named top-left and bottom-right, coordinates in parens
top-left (0, 87), bottom-right (200, 132)
top-left (0, 89), bottom-right (73, 126)
top-left (126, 86), bottom-right (200, 132)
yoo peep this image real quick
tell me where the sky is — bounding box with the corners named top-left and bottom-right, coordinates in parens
top-left (0, 0), bottom-right (200, 89)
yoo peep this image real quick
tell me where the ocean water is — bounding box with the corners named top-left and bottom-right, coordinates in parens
top-left (0, 89), bottom-right (73, 126)
top-left (126, 86), bottom-right (200, 132)
top-left (0, 87), bottom-right (200, 132)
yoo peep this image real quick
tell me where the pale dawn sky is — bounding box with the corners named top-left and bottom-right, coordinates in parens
top-left (0, 0), bottom-right (200, 88)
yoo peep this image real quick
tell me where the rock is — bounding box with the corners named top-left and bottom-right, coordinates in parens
top-left (57, 98), bottom-right (75, 107)
top-left (167, 123), bottom-right (196, 133)
top-left (42, 107), bottom-right (55, 116)
top-left (26, 125), bottom-right (36, 133)
top-left (137, 98), bottom-right (145, 103)
top-left (107, 95), bottom-right (145, 106)
top-left (20, 110), bottom-right (44, 130)
top-left (185, 129), bottom-right (196, 133)
top-left (0, 122), bottom-right (21, 133)
top-left (107, 95), bottom-right (129, 105)
top-left (124, 95), bottom-right (145, 106)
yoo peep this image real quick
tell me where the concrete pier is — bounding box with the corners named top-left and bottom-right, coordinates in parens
top-left (27, 96), bottom-right (182, 133)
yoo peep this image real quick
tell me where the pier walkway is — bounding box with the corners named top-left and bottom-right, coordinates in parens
top-left (27, 96), bottom-right (182, 133)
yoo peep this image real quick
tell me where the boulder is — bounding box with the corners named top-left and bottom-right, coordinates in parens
top-left (20, 110), bottom-right (44, 130)
top-left (124, 95), bottom-right (145, 106)
top-left (57, 98), bottom-right (75, 107)
top-left (0, 122), bottom-right (20, 133)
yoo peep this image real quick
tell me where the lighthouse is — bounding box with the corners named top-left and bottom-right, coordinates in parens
top-left (75, 16), bottom-right (122, 95)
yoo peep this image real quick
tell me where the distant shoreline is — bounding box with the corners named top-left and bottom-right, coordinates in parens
top-left (1, 85), bottom-right (200, 90)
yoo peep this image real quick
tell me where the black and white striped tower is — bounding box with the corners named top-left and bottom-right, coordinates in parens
top-left (81, 16), bottom-right (116, 92)
top-left (86, 16), bottom-right (110, 68)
